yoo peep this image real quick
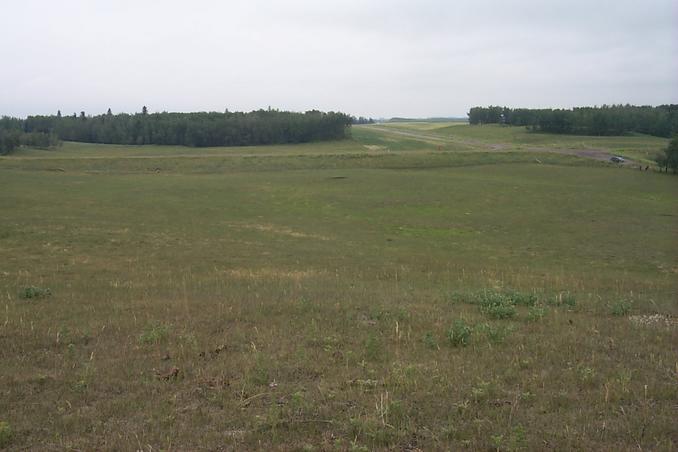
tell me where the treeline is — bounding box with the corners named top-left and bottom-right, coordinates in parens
top-left (467, 105), bottom-right (678, 137)
top-left (0, 108), bottom-right (353, 154)
top-left (352, 116), bottom-right (375, 124)
top-left (0, 117), bottom-right (60, 155)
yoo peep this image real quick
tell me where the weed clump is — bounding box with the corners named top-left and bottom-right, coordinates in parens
top-left (527, 305), bottom-right (547, 322)
top-left (454, 289), bottom-right (542, 319)
top-left (139, 323), bottom-right (170, 344)
top-left (505, 290), bottom-right (537, 307)
top-left (423, 331), bottom-right (438, 349)
top-left (19, 286), bottom-right (51, 299)
top-left (364, 333), bottom-right (383, 361)
top-left (477, 323), bottom-right (514, 344)
top-left (556, 292), bottom-right (576, 307)
top-left (478, 292), bottom-right (516, 319)
top-left (0, 421), bottom-right (12, 447)
top-left (447, 319), bottom-right (472, 347)
top-left (491, 425), bottom-right (527, 451)
top-left (610, 299), bottom-right (632, 316)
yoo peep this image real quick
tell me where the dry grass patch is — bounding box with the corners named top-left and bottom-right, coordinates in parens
top-left (224, 268), bottom-right (327, 282)
top-left (629, 314), bottom-right (678, 329)
top-left (228, 222), bottom-right (331, 241)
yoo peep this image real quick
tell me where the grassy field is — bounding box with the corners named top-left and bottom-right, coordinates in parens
top-left (1, 124), bottom-right (677, 450)
top-left (361, 123), bottom-right (669, 164)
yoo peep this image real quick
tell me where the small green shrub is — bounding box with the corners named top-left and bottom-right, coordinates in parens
top-left (477, 291), bottom-right (517, 319)
top-left (611, 299), bottom-right (632, 316)
top-left (0, 421), bottom-right (13, 447)
top-left (577, 365), bottom-right (597, 387)
top-left (423, 331), bottom-right (438, 350)
top-left (365, 333), bottom-right (383, 361)
top-left (139, 323), bottom-right (170, 344)
top-left (486, 324), bottom-right (513, 344)
top-left (447, 319), bottom-right (472, 347)
top-left (509, 425), bottom-right (527, 449)
top-left (470, 379), bottom-right (495, 402)
top-left (19, 286), bottom-right (51, 299)
top-left (527, 305), bottom-right (547, 321)
top-left (490, 434), bottom-right (504, 450)
top-left (483, 303), bottom-right (516, 319)
top-left (506, 290), bottom-right (538, 307)
top-left (393, 307), bottom-right (409, 321)
top-left (560, 292), bottom-right (576, 307)
top-left (475, 322), bottom-right (513, 344)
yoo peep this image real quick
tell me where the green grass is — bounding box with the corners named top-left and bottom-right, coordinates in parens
top-left (371, 122), bottom-right (669, 156)
top-left (426, 122), bottom-right (665, 146)
top-left (0, 125), bottom-right (676, 450)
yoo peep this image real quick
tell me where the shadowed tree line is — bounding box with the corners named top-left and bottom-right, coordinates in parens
top-left (352, 116), bottom-right (375, 124)
top-left (0, 108), bottom-right (353, 154)
top-left (0, 117), bottom-right (60, 155)
top-left (468, 105), bottom-right (678, 137)
top-left (656, 135), bottom-right (678, 173)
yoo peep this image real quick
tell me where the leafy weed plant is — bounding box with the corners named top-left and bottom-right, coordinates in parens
top-left (610, 299), bottom-right (632, 316)
top-left (139, 323), bottom-right (170, 345)
top-left (478, 292), bottom-right (516, 319)
top-left (485, 324), bottom-right (514, 344)
top-left (505, 290), bottom-right (538, 307)
top-left (423, 331), bottom-right (438, 349)
top-left (0, 421), bottom-right (12, 448)
top-left (447, 319), bottom-right (472, 347)
top-left (365, 333), bottom-right (383, 361)
top-left (19, 286), bottom-right (51, 299)
top-left (527, 305), bottom-right (547, 322)
top-left (557, 292), bottom-right (577, 308)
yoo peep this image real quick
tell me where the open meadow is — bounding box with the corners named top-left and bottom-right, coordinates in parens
top-left (1, 124), bottom-right (677, 450)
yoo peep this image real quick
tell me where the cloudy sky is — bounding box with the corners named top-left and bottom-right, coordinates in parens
top-left (1, 0), bottom-right (676, 118)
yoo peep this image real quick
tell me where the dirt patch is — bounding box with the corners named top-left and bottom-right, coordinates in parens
top-left (363, 145), bottom-right (388, 151)
top-left (368, 126), bottom-right (451, 144)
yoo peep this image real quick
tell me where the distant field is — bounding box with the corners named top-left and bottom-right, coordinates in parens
top-left (1, 124), bottom-right (676, 450)
top-left (363, 123), bottom-right (668, 163)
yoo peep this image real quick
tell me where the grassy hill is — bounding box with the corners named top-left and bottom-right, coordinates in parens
top-left (0, 124), bottom-right (676, 450)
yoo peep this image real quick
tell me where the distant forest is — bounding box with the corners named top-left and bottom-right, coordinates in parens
top-left (0, 108), bottom-right (353, 154)
top-left (468, 105), bottom-right (678, 137)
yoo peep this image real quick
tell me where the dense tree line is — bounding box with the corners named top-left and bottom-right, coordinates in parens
top-left (656, 135), bottom-right (678, 173)
top-left (0, 108), bottom-right (352, 154)
top-left (352, 116), bottom-right (375, 124)
top-left (0, 117), bottom-right (59, 155)
top-left (468, 105), bottom-right (678, 137)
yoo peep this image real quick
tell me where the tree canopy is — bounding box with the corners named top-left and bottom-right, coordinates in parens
top-left (468, 105), bottom-right (678, 138)
top-left (0, 108), bottom-right (353, 154)
top-left (655, 135), bottom-right (678, 173)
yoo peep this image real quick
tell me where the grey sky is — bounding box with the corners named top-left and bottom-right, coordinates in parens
top-left (1, 0), bottom-right (676, 118)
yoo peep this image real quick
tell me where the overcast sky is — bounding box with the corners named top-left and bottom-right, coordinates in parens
top-left (1, 0), bottom-right (676, 118)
